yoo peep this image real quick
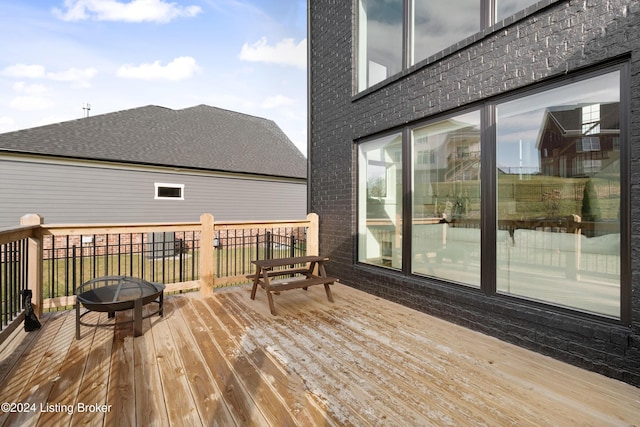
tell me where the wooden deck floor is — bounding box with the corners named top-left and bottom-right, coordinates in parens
top-left (1, 283), bottom-right (639, 426)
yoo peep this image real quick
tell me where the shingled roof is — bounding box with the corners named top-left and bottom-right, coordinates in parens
top-left (0, 105), bottom-right (307, 179)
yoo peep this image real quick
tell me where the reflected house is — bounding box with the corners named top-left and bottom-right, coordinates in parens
top-left (413, 119), bottom-right (481, 218)
top-left (442, 124), bottom-right (481, 182)
top-left (537, 102), bottom-right (620, 178)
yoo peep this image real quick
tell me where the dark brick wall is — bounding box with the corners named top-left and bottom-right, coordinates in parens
top-left (309, 0), bottom-right (640, 385)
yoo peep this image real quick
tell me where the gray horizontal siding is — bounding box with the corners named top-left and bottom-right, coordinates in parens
top-left (0, 158), bottom-right (307, 228)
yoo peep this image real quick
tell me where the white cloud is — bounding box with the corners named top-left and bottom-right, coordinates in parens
top-left (10, 96), bottom-right (55, 111)
top-left (116, 56), bottom-right (201, 81)
top-left (261, 94), bottom-right (294, 109)
top-left (239, 37), bottom-right (306, 69)
top-left (7, 82), bottom-right (54, 112)
top-left (47, 67), bottom-right (98, 83)
top-left (13, 82), bottom-right (48, 96)
top-left (2, 64), bottom-right (46, 79)
top-left (53, 0), bottom-right (202, 23)
top-left (2, 64), bottom-right (97, 87)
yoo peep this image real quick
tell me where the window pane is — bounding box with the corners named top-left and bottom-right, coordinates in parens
top-left (496, 0), bottom-right (540, 22)
top-left (358, 0), bottom-right (403, 91)
top-left (412, 111), bottom-right (481, 287)
top-left (158, 187), bottom-right (181, 198)
top-left (496, 71), bottom-right (621, 318)
top-left (155, 183), bottom-right (184, 199)
top-left (359, 133), bottom-right (403, 269)
top-left (411, 0), bottom-right (480, 65)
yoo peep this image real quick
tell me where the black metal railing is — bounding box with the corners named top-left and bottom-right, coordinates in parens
top-left (42, 231), bottom-right (200, 301)
top-left (214, 226), bottom-right (307, 280)
top-left (0, 238), bottom-right (28, 331)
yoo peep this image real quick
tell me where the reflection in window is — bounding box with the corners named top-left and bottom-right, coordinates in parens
top-left (358, 133), bottom-right (403, 269)
top-left (411, 0), bottom-right (480, 64)
top-left (358, 0), bottom-right (403, 91)
top-left (357, 0), bottom-right (554, 91)
top-left (496, 71), bottom-right (621, 318)
top-left (411, 111), bottom-right (481, 287)
top-left (496, 0), bottom-right (540, 22)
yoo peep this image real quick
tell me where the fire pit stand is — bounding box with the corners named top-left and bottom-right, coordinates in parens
top-left (75, 276), bottom-right (165, 339)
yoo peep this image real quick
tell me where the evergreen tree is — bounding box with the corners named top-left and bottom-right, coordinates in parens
top-left (581, 179), bottom-right (601, 222)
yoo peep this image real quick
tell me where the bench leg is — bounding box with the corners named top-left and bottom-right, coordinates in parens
top-left (266, 290), bottom-right (277, 316)
top-left (250, 279), bottom-right (258, 300)
top-left (324, 283), bottom-right (334, 303)
top-left (250, 267), bottom-right (261, 300)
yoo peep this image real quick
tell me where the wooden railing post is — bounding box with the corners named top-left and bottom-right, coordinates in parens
top-left (20, 214), bottom-right (43, 317)
top-left (200, 213), bottom-right (215, 294)
top-left (568, 214), bottom-right (581, 281)
top-left (306, 213), bottom-right (319, 257)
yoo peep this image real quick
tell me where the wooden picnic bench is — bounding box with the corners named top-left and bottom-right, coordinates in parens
top-left (249, 255), bottom-right (337, 315)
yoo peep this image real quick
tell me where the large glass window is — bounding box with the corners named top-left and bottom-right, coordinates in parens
top-left (358, 0), bottom-right (403, 91)
top-left (496, 0), bottom-right (540, 22)
top-left (358, 0), bottom-right (554, 91)
top-left (496, 71), bottom-right (621, 318)
top-left (357, 65), bottom-right (626, 322)
top-left (358, 133), bottom-right (403, 269)
top-left (412, 111), bottom-right (481, 287)
top-left (411, 0), bottom-right (480, 64)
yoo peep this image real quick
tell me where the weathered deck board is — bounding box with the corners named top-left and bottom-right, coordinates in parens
top-left (0, 312), bottom-right (68, 427)
top-left (0, 283), bottom-right (639, 426)
top-left (70, 313), bottom-right (113, 427)
top-left (177, 297), bottom-right (240, 426)
top-left (135, 311), bottom-right (169, 426)
top-left (203, 295), bottom-right (328, 426)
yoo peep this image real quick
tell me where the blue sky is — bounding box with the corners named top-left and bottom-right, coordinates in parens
top-left (0, 0), bottom-right (308, 154)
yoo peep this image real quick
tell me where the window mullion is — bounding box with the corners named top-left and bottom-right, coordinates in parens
top-left (405, 0), bottom-right (413, 69)
top-left (619, 62), bottom-right (631, 325)
top-left (481, 105), bottom-right (496, 295)
top-left (402, 127), bottom-right (412, 275)
top-left (482, 0), bottom-right (494, 29)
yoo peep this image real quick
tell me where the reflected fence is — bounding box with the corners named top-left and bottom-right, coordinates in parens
top-left (364, 215), bottom-right (620, 280)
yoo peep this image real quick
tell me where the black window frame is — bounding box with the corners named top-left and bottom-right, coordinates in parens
top-left (355, 60), bottom-right (630, 325)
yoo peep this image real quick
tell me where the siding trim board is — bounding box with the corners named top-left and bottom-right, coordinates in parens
top-left (0, 153), bottom-right (306, 184)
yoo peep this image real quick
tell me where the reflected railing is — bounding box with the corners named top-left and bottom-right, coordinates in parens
top-left (364, 215), bottom-right (620, 281)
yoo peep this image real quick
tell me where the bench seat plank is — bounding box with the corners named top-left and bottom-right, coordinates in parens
top-left (252, 256), bottom-right (327, 269)
top-left (265, 276), bottom-right (337, 293)
top-left (245, 268), bottom-right (312, 280)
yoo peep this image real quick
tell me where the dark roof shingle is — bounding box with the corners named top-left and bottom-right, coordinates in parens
top-left (0, 104), bottom-right (307, 179)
